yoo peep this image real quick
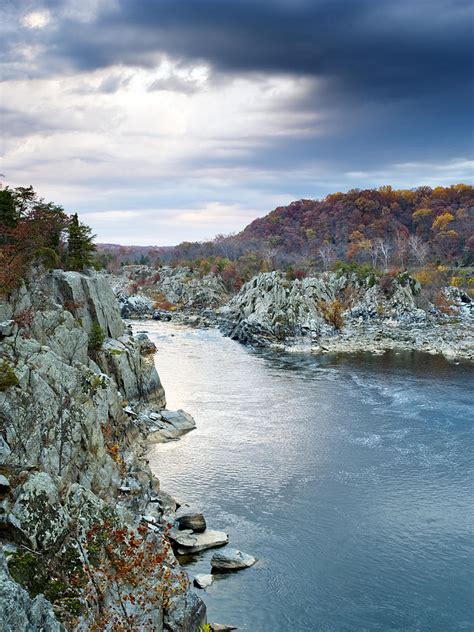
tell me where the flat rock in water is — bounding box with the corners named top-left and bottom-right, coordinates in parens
top-left (160, 409), bottom-right (196, 430)
top-left (171, 529), bottom-right (228, 554)
top-left (211, 549), bottom-right (257, 572)
top-left (193, 574), bottom-right (214, 589)
top-left (147, 409), bottom-right (196, 443)
top-left (209, 625), bottom-right (238, 631)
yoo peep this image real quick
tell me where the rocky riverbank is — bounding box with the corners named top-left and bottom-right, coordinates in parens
top-left (0, 268), bottom-right (207, 631)
top-left (220, 271), bottom-right (473, 360)
top-left (110, 265), bottom-right (228, 320)
top-left (109, 265), bottom-right (474, 361)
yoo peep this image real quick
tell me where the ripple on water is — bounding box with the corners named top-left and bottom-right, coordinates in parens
top-left (137, 321), bottom-right (474, 632)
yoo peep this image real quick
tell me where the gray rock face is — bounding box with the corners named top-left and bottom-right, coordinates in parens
top-left (211, 549), bottom-right (257, 571)
top-left (49, 269), bottom-right (125, 339)
top-left (0, 269), bottom-right (204, 631)
top-left (7, 472), bottom-right (69, 549)
top-left (111, 265), bottom-right (228, 316)
top-left (0, 549), bottom-right (65, 631)
top-left (221, 271), bottom-right (339, 345)
top-left (221, 272), bottom-right (474, 359)
top-left (156, 266), bottom-right (228, 309)
top-left (100, 335), bottom-right (166, 408)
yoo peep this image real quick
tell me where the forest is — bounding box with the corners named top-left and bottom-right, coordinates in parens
top-left (2, 184), bottom-right (472, 296)
top-left (96, 185), bottom-right (474, 292)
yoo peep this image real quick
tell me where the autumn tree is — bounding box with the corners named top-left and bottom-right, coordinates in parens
top-left (318, 243), bottom-right (336, 270)
top-left (408, 235), bottom-right (429, 266)
top-left (1, 185), bottom-right (97, 292)
top-left (375, 238), bottom-right (391, 272)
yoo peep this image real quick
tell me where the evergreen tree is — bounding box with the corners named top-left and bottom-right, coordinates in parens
top-left (67, 213), bottom-right (96, 270)
top-left (0, 189), bottom-right (18, 228)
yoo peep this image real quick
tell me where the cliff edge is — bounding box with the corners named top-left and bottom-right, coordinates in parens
top-left (0, 268), bottom-right (205, 631)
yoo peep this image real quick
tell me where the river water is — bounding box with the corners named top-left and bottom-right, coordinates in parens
top-left (139, 321), bottom-right (473, 632)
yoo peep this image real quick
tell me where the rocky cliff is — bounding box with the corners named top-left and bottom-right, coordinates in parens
top-left (0, 268), bottom-right (205, 631)
top-left (220, 271), bottom-right (474, 359)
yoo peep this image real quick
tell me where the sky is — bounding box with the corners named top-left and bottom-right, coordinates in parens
top-left (1, 0), bottom-right (473, 245)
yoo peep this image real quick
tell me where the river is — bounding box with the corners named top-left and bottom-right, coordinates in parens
top-left (139, 321), bottom-right (473, 632)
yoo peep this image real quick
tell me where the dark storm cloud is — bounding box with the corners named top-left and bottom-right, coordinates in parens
top-left (61, 1), bottom-right (473, 100)
top-left (4, 1), bottom-right (473, 99)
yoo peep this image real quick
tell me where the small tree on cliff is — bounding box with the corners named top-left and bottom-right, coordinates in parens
top-left (0, 188), bottom-right (18, 229)
top-left (67, 213), bottom-right (96, 270)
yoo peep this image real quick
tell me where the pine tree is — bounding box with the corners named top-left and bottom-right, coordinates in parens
top-left (67, 213), bottom-right (96, 270)
top-left (0, 189), bottom-right (18, 228)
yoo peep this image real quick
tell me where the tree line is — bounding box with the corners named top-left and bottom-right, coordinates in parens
top-left (95, 184), bottom-right (473, 293)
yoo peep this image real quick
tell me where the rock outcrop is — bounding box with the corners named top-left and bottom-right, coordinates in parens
top-left (109, 265), bottom-right (228, 319)
top-left (0, 268), bottom-right (205, 630)
top-left (220, 271), bottom-right (474, 359)
top-left (0, 549), bottom-right (66, 632)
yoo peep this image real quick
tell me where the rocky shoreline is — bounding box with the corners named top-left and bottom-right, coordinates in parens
top-left (0, 268), bottom-right (247, 631)
top-left (111, 266), bottom-right (474, 362)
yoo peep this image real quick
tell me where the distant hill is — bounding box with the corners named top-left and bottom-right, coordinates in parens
top-left (236, 184), bottom-right (473, 264)
top-left (97, 185), bottom-right (474, 276)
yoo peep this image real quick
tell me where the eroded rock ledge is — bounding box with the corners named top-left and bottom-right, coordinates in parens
top-left (0, 268), bottom-right (205, 630)
top-left (220, 271), bottom-right (474, 360)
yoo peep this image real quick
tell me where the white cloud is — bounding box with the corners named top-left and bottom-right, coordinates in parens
top-left (21, 10), bottom-right (51, 30)
top-left (81, 210), bottom-right (141, 222)
top-left (1, 64), bottom-right (323, 244)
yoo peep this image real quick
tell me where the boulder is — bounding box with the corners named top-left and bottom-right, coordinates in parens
top-left (193, 574), bottom-right (214, 589)
top-left (211, 549), bottom-right (257, 572)
top-left (160, 409), bottom-right (196, 431)
top-left (163, 589), bottom-right (206, 632)
top-left (0, 320), bottom-right (16, 338)
top-left (170, 529), bottom-right (228, 554)
top-left (135, 332), bottom-right (157, 355)
top-left (175, 505), bottom-right (206, 532)
top-left (145, 409), bottom-right (196, 443)
top-left (119, 294), bottom-right (154, 319)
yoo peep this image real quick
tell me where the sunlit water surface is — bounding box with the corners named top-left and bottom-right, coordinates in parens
top-left (135, 321), bottom-right (473, 632)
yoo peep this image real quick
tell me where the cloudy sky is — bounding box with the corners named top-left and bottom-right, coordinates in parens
top-left (1, 0), bottom-right (473, 245)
